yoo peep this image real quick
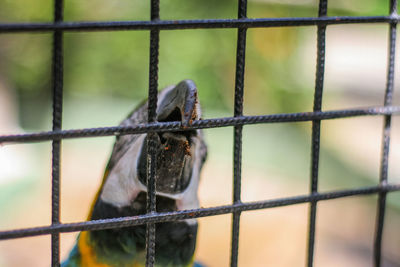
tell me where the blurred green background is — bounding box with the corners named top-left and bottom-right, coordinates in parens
top-left (0, 0), bottom-right (400, 266)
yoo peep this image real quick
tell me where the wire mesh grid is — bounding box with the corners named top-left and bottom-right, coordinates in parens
top-left (0, 0), bottom-right (400, 266)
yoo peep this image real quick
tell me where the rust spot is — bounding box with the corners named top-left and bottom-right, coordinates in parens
top-left (184, 140), bottom-right (191, 156)
top-left (187, 106), bottom-right (197, 126)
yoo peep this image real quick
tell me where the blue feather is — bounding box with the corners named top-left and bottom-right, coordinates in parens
top-left (61, 243), bottom-right (80, 267)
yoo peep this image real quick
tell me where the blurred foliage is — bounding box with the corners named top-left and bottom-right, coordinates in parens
top-left (0, 0), bottom-right (392, 123)
top-left (0, 0), bottom-right (396, 187)
top-left (2, 1), bottom-right (400, 255)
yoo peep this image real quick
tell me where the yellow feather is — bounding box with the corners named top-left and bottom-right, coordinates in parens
top-left (78, 231), bottom-right (110, 267)
top-left (78, 231), bottom-right (142, 267)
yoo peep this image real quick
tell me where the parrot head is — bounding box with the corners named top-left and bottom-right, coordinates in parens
top-left (99, 79), bottom-right (207, 210)
top-left (65, 80), bottom-right (207, 267)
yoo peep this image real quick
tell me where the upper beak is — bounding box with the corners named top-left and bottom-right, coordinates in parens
top-left (156, 80), bottom-right (199, 127)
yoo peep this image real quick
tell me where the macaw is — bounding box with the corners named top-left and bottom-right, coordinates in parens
top-left (62, 80), bottom-right (207, 267)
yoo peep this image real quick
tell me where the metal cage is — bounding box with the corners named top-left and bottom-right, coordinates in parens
top-left (0, 0), bottom-right (400, 266)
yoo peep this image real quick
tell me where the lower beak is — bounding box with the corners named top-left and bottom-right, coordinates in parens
top-left (137, 80), bottom-right (199, 195)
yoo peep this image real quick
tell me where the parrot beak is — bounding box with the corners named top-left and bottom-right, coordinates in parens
top-left (137, 80), bottom-right (201, 195)
top-left (156, 79), bottom-right (199, 127)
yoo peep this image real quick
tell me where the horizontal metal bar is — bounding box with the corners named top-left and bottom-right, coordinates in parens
top-left (1, 105), bottom-right (399, 144)
top-left (0, 183), bottom-right (399, 241)
top-left (0, 15), bottom-right (399, 33)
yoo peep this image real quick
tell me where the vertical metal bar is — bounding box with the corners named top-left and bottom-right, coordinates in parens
top-left (230, 1), bottom-right (247, 267)
top-left (146, 0), bottom-right (160, 266)
top-left (51, 0), bottom-right (63, 266)
top-left (374, 1), bottom-right (397, 266)
top-left (307, 1), bottom-right (327, 267)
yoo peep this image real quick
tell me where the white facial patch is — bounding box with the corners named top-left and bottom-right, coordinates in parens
top-left (101, 134), bottom-right (147, 208)
top-left (100, 132), bottom-right (203, 221)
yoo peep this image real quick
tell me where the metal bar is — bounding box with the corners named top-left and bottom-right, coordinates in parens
top-left (307, 1), bottom-right (327, 266)
top-left (1, 106), bottom-right (400, 144)
top-left (0, 2), bottom-right (398, 267)
top-left (146, 1), bottom-right (160, 266)
top-left (230, 0), bottom-right (247, 266)
top-left (1, 184), bottom-right (400, 241)
top-left (374, 1), bottom-right (397, 266)
top-left (51, 0), bottom-right (63, 266)
top-left (0, 15), bottom-right (399, 33)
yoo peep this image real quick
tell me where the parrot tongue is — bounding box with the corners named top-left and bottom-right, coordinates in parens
top-left (137, 80), bottom-right (200, 195)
